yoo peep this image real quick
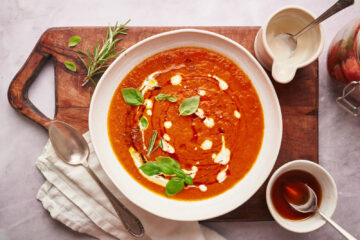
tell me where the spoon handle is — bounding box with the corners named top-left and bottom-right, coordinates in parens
top-left (295, 0), bottom-right (354, 39)
top-left (318, 211), bottom-right (356, 240)
top-left (85, 167), bottom-right (145, 238)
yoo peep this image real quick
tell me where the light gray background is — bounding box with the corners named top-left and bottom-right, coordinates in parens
top-left (1, 0), bottom-right (359, 239)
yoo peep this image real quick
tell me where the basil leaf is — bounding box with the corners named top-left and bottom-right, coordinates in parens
top-left (121, 88), bottom-right (143, 106)
top-left (184, 175), bottom-right (193, 185)
top-left (139, 162), bottom-right (160, 176)
top-left (155, 94), bottom-right (167, 100)
top-left (140, 116), bottom-right (148, 129)
top-left (174, 168), bottom-right (193, 185)
top-left (165, 177), bottom-right (185, 196)
top-left (156, 156), bottom-right (180, 175)
top-left (64, 61), bottom-right (77, 72)
top-left (179, 96), bottom-right (200, 116)
top-left (168, 96), bottom-right (177, 102)
top-left (68, 36), bottom-right (82, 47)
top-left (155, 94), bottom-right (177, 102)
top-left (173, 168), bottom-right (186, 178)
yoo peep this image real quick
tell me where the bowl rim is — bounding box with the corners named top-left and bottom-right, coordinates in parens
top-left (89, 28), bottom-right (283, 220)
top-left (266, 160), bottom-right (338, 233)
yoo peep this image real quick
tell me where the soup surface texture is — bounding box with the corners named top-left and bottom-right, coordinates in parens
top-left (108, 47), bottom-right (264, 200)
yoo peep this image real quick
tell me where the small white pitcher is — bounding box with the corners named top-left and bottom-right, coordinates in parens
top-left (254, 6), bottom-right (324, 84)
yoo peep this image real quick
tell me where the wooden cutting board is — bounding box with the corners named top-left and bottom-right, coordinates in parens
top-left (8, 26), bottom-right (318, 221)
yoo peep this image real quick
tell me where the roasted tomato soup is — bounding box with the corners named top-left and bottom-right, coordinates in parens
top-left (108, 47), bottom-right (264, 200)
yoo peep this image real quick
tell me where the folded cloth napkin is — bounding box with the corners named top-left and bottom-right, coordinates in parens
top-left (36, 132), bottom-right (225, 240)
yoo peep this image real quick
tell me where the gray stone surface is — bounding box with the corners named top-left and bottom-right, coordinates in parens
top-left (0, 0), bottom-right (359, 239)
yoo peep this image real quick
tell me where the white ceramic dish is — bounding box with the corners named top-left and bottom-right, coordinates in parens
top-left (266, 160), bottom-right (338, 233)
top-left (254, 6), bottom-right (324, 84)
top-left (89, 29), bottom-right (283, 221)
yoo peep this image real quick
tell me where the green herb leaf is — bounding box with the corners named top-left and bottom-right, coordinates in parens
top-left (64, 61), bottom-right (77, 72)
top-left (156, 156), bottom-right (180, 175)
top-left (174, 169), bottom-right (193, 185)
top-left (68, 36), bottom-right (82, 47)
top-left (173, 168), bottom-right (186, 178)
top-left (78, 20), bottom-right (130, 86)
top-left (160, 138), bottom-right (163, 149)
top-left (184, 175), bottom-right (193, 185)
top-left (147, 130), bottom-right (163, 156)
top-left (138, 155), bottom-right (193, 196)
top-left (121, 88), bottom-right (143, 106)
top-left (140, 116), bottom-right (148, 129)
top-left (150, 138), bottom-right (162, 155)
top-left (179, 96), bottom-right (200, 116)
top-left (147, 130), bottom-right (158, 156)
top-left (139, 162), bottom-right (161, 176)
top-left (165, 177), bottom-right (185, 197)
top-left (155, 94), bottom-right (177, 102)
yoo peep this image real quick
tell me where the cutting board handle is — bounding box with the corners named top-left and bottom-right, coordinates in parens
top-left (8, 49), bottom-right (52, 130)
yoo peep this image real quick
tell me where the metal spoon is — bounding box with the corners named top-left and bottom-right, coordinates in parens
top-left (285, 184), bottom-right (356, 240)
top-left (49, 120), bottom-right (145, 238)
top-left (277, 0), bottom-right (354, 53)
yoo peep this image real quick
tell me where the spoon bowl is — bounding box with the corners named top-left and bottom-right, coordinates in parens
top-left (49, 121), bottom-right (90, 166)
top-left (285, 184), bottom-right (318, 213)
top-left (49, 120), bottom-right (145, 238)
top-left (276, 33), bottom-right (297, 53)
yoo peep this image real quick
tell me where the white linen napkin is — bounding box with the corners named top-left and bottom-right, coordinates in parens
top-left (36, 132), bottom-right (225, 240)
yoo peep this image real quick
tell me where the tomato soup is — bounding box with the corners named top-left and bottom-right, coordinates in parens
top-left (108, 47), bottom-right (264, 200)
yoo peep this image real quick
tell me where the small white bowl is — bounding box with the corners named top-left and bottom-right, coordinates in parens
top-left (266, 160), bottom-right (337, 233)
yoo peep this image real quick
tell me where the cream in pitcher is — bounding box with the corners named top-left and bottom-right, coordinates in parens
top-left (254, 6), bottom-right (324, 84)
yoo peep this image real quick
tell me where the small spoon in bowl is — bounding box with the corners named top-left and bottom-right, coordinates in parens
top-left (277, 0), bottom-right (354, 53)
top-left (284, 183), bottom-right (355, 240)
top-left (49, 120), bottom-right (145, 238)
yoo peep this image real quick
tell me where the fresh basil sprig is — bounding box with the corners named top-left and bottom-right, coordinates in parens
top-left (121, 88), bottom-right (143, 106)
top-left (68, 36), bottom-right (82, 47)
top-left (64, 61), bottom-right (77, 72)
top-left (155, 93), bottom-right (177, 102)
top-left (139, 156), bottom-right (193, 196)
top-left (179, 96), bottom-right (200, 116)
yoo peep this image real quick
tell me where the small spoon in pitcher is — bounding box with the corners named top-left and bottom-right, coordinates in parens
top-left (277, 0), bottom-right (354, 53)
top-left (284, 182), bottom-right (356, 240)
top-left (49, 120), bottom-right (145, 238)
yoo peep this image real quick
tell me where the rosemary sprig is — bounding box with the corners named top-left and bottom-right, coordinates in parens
top-left (147, 130), bottom-right (158, 156)
top-left (150, 138), bottom-right (163, 155)
top-left (147, 130), bottom-right (163, 156)
top-left (78, 20), bottom-right (130, 86)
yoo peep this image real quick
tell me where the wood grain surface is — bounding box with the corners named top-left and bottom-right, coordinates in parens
top-left (7, 26), bottom-right (318, 221)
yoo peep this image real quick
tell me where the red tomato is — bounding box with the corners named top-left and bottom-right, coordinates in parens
top-left (341, 57), bottom-right (360, 82)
